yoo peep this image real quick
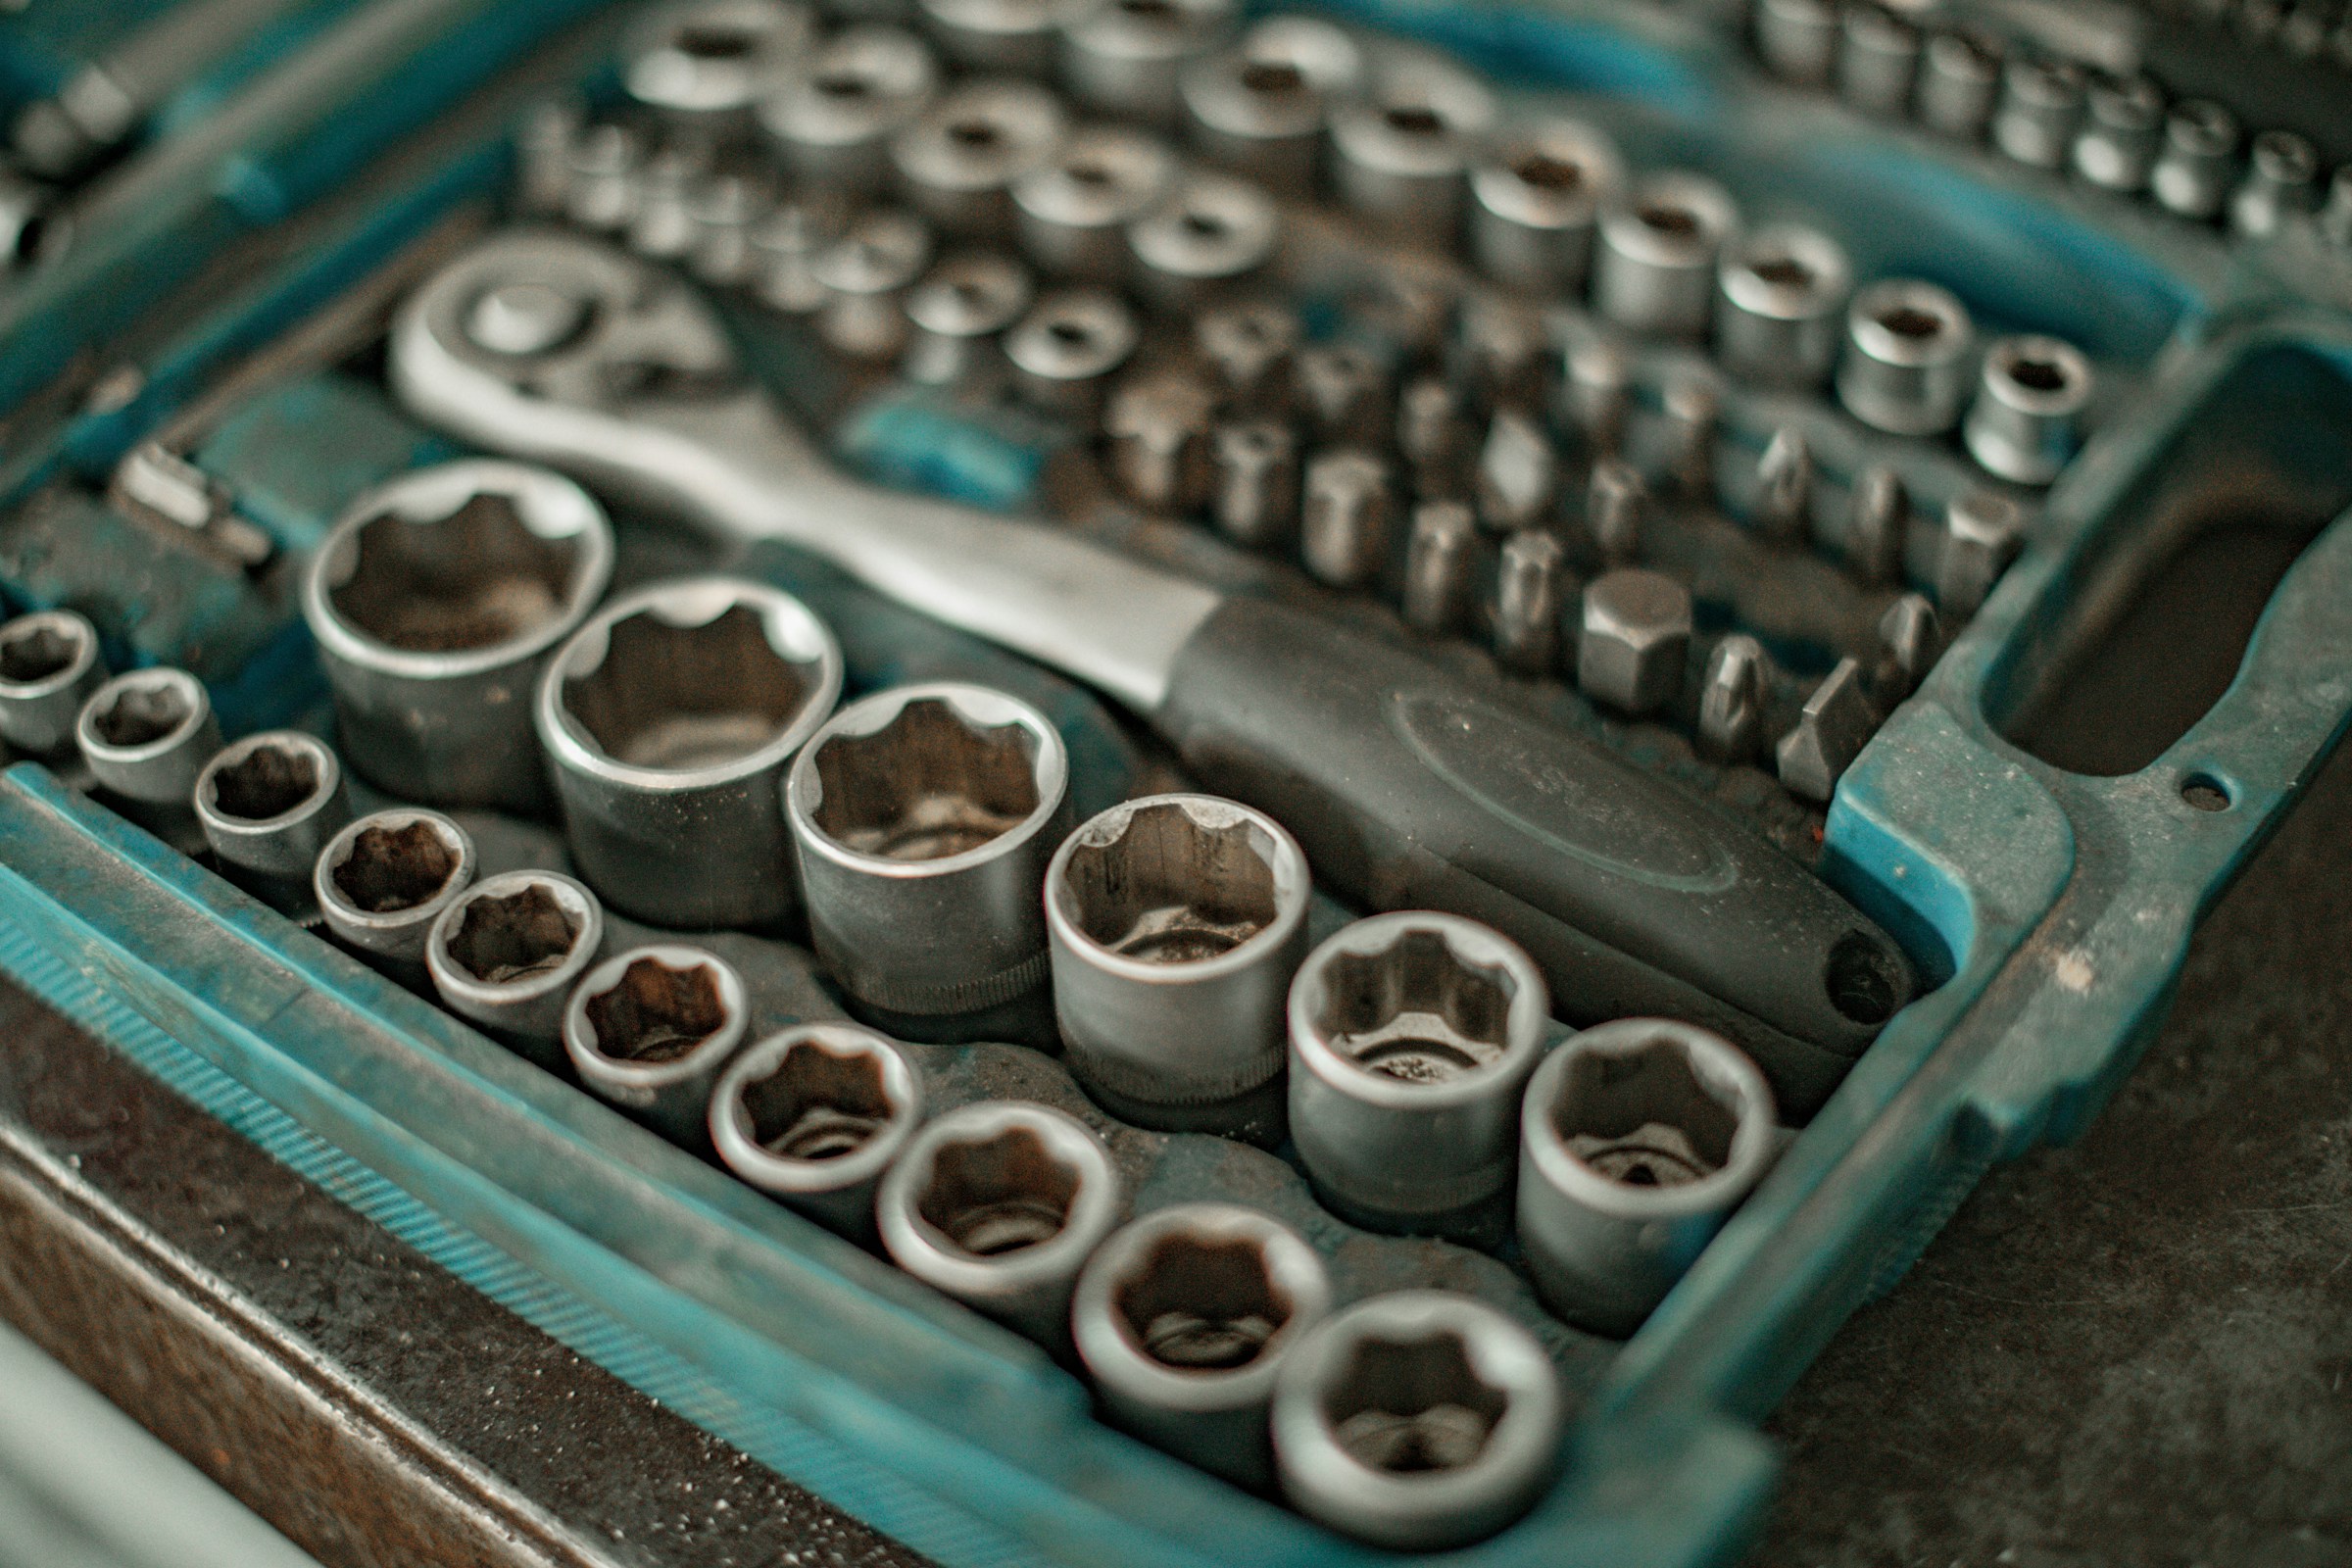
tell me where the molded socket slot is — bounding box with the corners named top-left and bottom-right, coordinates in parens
top-left (332, 820), bottom-right (463, 912)
top-left (583, 956), bottom-right (728, 1064)
top-left (446, 883), bottom-right (584, 985)
top-left (1324, 1331), bottom-right (1508, 1474)
top-left (1824, 931), bottom-right (1904, 1026)
top-left (740, 1042), bottom-right (896, 1160)
top-left (563, 604), bottom-right (812, 769)
top-left (1113, 1230), bottom-right (1293, 1371)
top-left (332, 494), bottom-right (579, 653)
top-left (915, 1126), bottom-right (1081, 1256)
top-left (1548, 1030), bottom-right (1740, 1189)
top-left (1313, 931), bottom-right (1516, 1083)
top-left (811, 698), bottom-right (1040, 860)
top-left (205, 741), bottom-right (320, 821)
top-left (1059, 802), bottom-right (1278, 962)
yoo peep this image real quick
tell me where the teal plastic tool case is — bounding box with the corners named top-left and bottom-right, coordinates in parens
top-left (2, 0), bottom-right (2350, 1562)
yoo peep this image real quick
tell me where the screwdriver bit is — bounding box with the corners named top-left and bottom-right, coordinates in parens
top-left (1494, 529), bottom-right (1568, 676)
top-left (1696, 634), bottom-right (1768, 764)
top-left (1750, 425), bottom-right (1813, 545)
top-left (1300, 448), bottom-right (1395, 589)
top-left (1401, 499), bottom-right (1478, 635)
top-left (1208, 419), bottom-right (1299, 548)
top-left (1586, 456), bottom-right (1644, 566)
top-left (1105, 372), bottom-right (1217, 514)
top-left (1845, 463), bottom-right (1908, 587)
top-left (1475, 409), bottom-right (1557, 534)
top-left (1776, 655), bottom-right (1876, 803)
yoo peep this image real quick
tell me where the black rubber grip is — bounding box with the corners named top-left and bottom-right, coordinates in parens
top-left (1157, 597), bottom-right (1916, 1117)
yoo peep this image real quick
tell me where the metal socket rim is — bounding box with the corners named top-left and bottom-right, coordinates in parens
top-left (1838, 277), bottom-right (1976, 435)
top-left (536, 575), bottom-right (844, 796)
top-left (1717, 221), bottom-right (1851, 326)
top-left (192, 730), bottom-right (345, 861)
top-left (622, 0), bottom-right (810, 119)
top-left (424, 869), bottom-right (606, 1020)
top-left (1127, 171), bottom-right (1278, 283)
top-left (302, 459), bottom-right (615, 683)
top-left (1270, 1290), bottom-right (1562, 1550)
top-left (1468, 118), bottom-right (1621, 232)
top-left (875, 1100), bottom-right (1123, 1305)
top-left (709, 1022), bottom-right (924, 1199)
top-left (1519, 1016), bottom-right (1778, 1223)
top-left (1326, 58), bottom-right (1499, 180)
top-left (757, 25), bottom-right (939, 156)
top-left (890, 78), bottom-right (1068, 196)
top-left (1045, 792), bottom-right (1311, 989)
top-left (313, 808), bottom-right (479, 957)
top-left (1597, 171), bottom-right (1738, 272)
top-left (1004, 288), bottom-right (1139, 390)
top-left (1288, 911), bottom-right (1550, 1113)
top-left (1964, 333), bottom-right (2093, 486)
top-left (1011, 123), bottom-right (1176, 233)
top-left (75, 667), bottom-right (214, 790)
top-left (0, 609), bottom-right (104, 753)
top-left (1179, 18), bottom-right (1360, 142)
top-left (562, 944), bottom-right (751, 1092)
top-left (1070, 1201), bottom-right (1333, 1413)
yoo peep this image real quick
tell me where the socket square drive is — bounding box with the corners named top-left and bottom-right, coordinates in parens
top-left (709, 1022), bottom-right (924, 1242)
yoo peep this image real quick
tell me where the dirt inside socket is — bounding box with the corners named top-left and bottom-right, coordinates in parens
top-left (1549, 1034), bottom-right (1740, 1189)
top-left (1060, 803), bottom-right (1279, 963)
top-left (1316, 930), bottom-right (1516, 1083)
top-left (741, 1042), bottom-right (899, 1160)
top-left (583, 957), bottom-right (728, 1064)
top-left (1325, 1331), bottom-right (1507, 1473)
top-left (446, 884), bottom-right (583, 985)
top-left (207, 744), bottom-right (321, 821)
top-left (812, 698), bottom-right (1040, 860)
top-left (332, 494), bottom-right (579, 653)
top-left (916, 1126), bottom-right (1081, 1256)
top-left (564, 604), bottom-right (812, 769)
top-left (1114, 1232), bottom-right (1292, 1371)
top-left (333, 821), bottom-right (461, 913)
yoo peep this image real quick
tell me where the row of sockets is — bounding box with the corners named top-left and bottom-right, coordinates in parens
top-left (1749, 0), bottom-right (2352, 244)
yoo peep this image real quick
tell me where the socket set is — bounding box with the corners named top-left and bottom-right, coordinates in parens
top-left (0, 0), bottom-right (2348, 1563)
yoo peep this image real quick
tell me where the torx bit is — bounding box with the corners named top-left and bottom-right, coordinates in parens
top-left (1494, 529), bottom-right (1568, 676)
top-left (1587, 456), bottom-right (1645, 566)
top-left (1474, 409), bottom-right (1557, 534)
top-left (1300, 448), bottom-right (1394, 589)
top-left (1776, 656), bottom-right (1876, 803)
top-left (1196, 299), bottom-right (1298, 414)
top-left (1845, 462), bottom-right (1909, 587)
top-left (1295, 344), bottom-right (1392, 447)
top-left (1396, 374), bottom-right (1472, 498)
top-left (1697, 634), bottom-right (1768, 764)
top-left (1105, 372), bottom-right (1217, 514)
top-left (1751, 425), bottom-right (1813, 545)
top-left (1400, 499), bottom-right (1478, 635)
top-left (1209, 419), bottom-right (1299, 548)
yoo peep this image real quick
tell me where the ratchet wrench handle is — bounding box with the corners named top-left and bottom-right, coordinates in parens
top-left (1157, 596), bottom-right (1914, 1117)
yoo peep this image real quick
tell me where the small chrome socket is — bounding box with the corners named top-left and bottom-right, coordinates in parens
top-left (1752, 0), bottom-right (1838, 86)
top-left (538, 577), bottom-right (843, 930)
top-left (0, 609), bottom-right (106, 758)
top-left (1715, 222), bottom-right (1851, 390)
top-left (813, 207), bottom-right (935, 360)
top-left (1964, 333), bottom-right (2092, 486)
top-left (1516, 1017), bottom-right (1778, 1336)
top-left (622, 0), bottom-right (813, 134)
top-left (1005, 288), bottom-right (1139, 416)
top-left (902, 251), bottom-right (1034, 388)
top-left (917, 0), bottom-right (1071, 73)
top-left (750, 191), bottom-right (851, 316)
top-left (75, 667), bottom-right (221, 825)
top-left (1058, 0), bottom-right (1236, 123)
top-left (876, 1100), bottom-right (1124, 1347)
top-left (1836, 4), bottom-right (1918, 118)
top-left (710, 1022), bottom-right (924, 1242)
top-left (890, 78), bottom-right (1069, 239)
top-left (2230, 128), bottom-right (2321, 239)
top-left (1271, 1291), bottom-right (1563, 1550)
top-left (1046, 794), bottom-right (1310, 1141)
top-left (1592, 171), bottom-right (1739, 340)
top-left (2071, 74), bottom-right (2165, 193)
top-left (787, 683), bottom-right (1071, 1038)
top-left (1287, 912), bottom-right (1550, 1239)
top-left (1836, 278), bottom-right (1976, 436)
top-left (1914, 26), bottom-right (2001, 142)
top-left (2150, 100), bottom-right (2240, 222)
top-left (314, 808), bottom-right (478, 986)
top-left (1325, 57), bottom-right (1498, 243)
top-left (1466, 119), bottom-right (1620, 293)
top-left (1126, 170), bottom-right (1279, 308)
top-left (1180, 18), bottom-right (1360, 197)
top-left (760, 24), bottom-right (940, 194)
top-left (304, 460), bottom-right (615, 813)
top-left (426, 869), bottom-right (606, 1067)
top-left (192, 731), bottom-right (352, 911)
top-left (1990, 55), bottom-right (2083, 171)
top-left (564, 945), bottom-right (751, 1149)
top-left (1579, 568), bottom-right (1692, 716)
top-left (1071, 1202), bottom-right (1333, 1488)
top-left (1011, 123), bottom-right (1175, 280)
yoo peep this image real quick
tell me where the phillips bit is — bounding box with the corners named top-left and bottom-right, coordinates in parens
top-left (1400, 499), bottom-right (1478, 635)
top-left (1751, 425), bottom-right (1813, 545)
top-left (1295, 343), bottom-right (1392, 448)
top-left (1586, 456), bottom-right (1645, 566)
top-left (1474, 409), bottom-right (1557, 534)
top-left (1196, 300), bottom-right (1298, 415)
top-left (1300, 448), bottom-right (1394, 589)
top-left (1208, 419), bottom-right (1299, 549)
top-left (1105, 372), bottom-right (1217, 514)
top-left (1776, 656), bottom-right (1876, 803)
top-left (1871, 591), bottom-right (1940, 706)
top-left (1845, 463), bottom-right (1908, 587)
top-left (1697, 634), bottom-right (1768, 764)
top-left (1493, 529), bottom-right (1567, 676)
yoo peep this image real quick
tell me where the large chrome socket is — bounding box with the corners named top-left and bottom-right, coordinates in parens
top-left (1179, 18), bottom-right (1360, 196)
top-left (1592, 171), bottom-right (1739, 340)
top-left (1046, 794), bottom-right (1310, 1142)
top-left (1270, 1291), bottom-right (1563, 1550)
top-left (1288, 913), bottom-right (1549, 1240)
top-left (305, 460), bottom-right (614, 813)
top-left (563, 945), bottom-right (751, 1150)
top-left (876, 1100), bottom-right (1124, 1348)
top-left (1070, 1201), bottom-right (1333, 1487)
top-left (710, 1022), bottom-right (924, 1242)
top-left (1516, 1017), bottom-right (1777, 1336)
top-left (74, 667), bottom-right (221, 829)
top-left (425, 869), bottom-right (606, 1068)
top-left (1058, 0), bottom-right (1235, 123)
top-left (0, 610), bottom-right (106, 758)
top-left (787, 683), bottom-right (1071, 1041)
top-left (537, 577), bottom-right (842, 930)
top-left (192, 731), bottom-right (352, 912)
top-left (1837, 278), bottom-right (1976, 436)
top-left (314, 808), bottom-right (478, 987)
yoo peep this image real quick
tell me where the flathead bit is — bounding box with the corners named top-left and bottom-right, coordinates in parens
top-left (1559, 329), bottom-right (1630, 457)
top-left (1401, 500), bottom-right (1479, 635)
top-left (1196, 301), bottom-right (1299, 415)
top-left (1697, 634), bottom-right (1768, 764)
top-left (1872, 591), bottom-right (1940, 705)
top-left (1494, 529), bottom-right (1568, 675)
top-left (1587, 457), bottom-right (1645, 566)
top-left (1300, 448), bottom-right (1395, 588)
top-left (1296, 344), bottom-right (1392, 447)
top-left (1662, 372), bottom-right (1721, 500)
top-left (1776, 656), bottom-right (1877, 804)
top-left (1105, 374), bottom-right (1217, 514)
top-left (1209, 420), bottom-right (1299, 549)
top-left (1396, 375), bottom-right (1472, 498)
top-left (1752, 426), bottom-right (1814, 545)
top-left (1846, 463), bottom-right (1909, 587)
top-left (1937, 486), bottom-right (2025, 618)
top-left (1475, 409), bottom-right (1557, 533)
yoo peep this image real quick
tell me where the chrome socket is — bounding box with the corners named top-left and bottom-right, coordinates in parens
top-left (1208, 419), bottom-right (1300, 549)
top-left (1516, 1018), bottom-right (1777, 1336)
top-left (890, 78), bottom-right (1069, 239)
top-left (1493, 529), bottom-right (1567, 677)
top-left (304, 460), bottom-right (614, 813)
top-left (813, 207), bottom-right (934, 360)
top-left (0, 609), bottom-right (106, 758)
top-left (1011, 123), bottom-right (1175, 280)
top-left (1295, 344), bottom-right (1392, 448)
top-left (1046, 794), bottom-right (1310, 1140)
top-left (1585, 457), bottom-right (1644, 566)
top-left (1466, 119), bottom-right (1621, 293)
top-left (1715, 221), bottom-right (1850, 390)
top-left (2150, 100), bottom-right (2241, 222)
top-left (537, 577), bottom-right (843, 930)
top-left (1989, 55), bottom-right (2083, 171)
top-left (2071, 74), bottom-right (2165, 192)
top-left (622, 0), bottom-right (814, 134)
top-left (1004, 287), bottom-right (1139, 416)
top-left (1592, 171), bottom-right (1739, 340)
top-left (75, 667), bottom-right (221, 824)
top-left (563, 944), bottom-right (751, 1149)
top-left (916, 0), bottom-right (1070, 73)
top-left (1400, 499), bottom-right (1478, 636)
top-left (1071, 1202), bottom-right (1333, 1487)
top-left (192, 731), bottom-right (352, 911)
top-left (749, 192), bottom-right (851, 316)
top-left (1964, 333), bottom-right (2092, 486)
top-left (902, 251), bottom-right (1034, 388)
top-left (1836, 4), bottom-right (1918, 117)
top-left (1326, 57), bottom-right (1497, 244)
top-left (1058, 0), bottom-right (1236, 123)
top-left (1180, 18), bottom-right (1360, 197)
top-left (1300, 448), bottom-right (1396, 590)
top-left (1914, 26), bottom-right (2001, 142)
top-left (425, 869), bottom-right (606, 1067)
top-left (787, 683), bottom-right (1071, 1034)
top-left (1271, 1291), bottom-right (1563, 1550)
top-left (564, 122), bottom-right (644, 234)
top-left (1126, 170), bottom-right (1279, 308)
top-left (1836, 278), bottom-right (1976, 436)
top-left (514, 99), bottom-right (582, 219)
top-left (760, 25), bottom-right (940, 194)
top-left (1287, 912), bottom-right (1549, 1238)
top-left (1752, 0), bottom-right (1838, 87)
top-left (2230, 129), bottom-right (2321, 240)
top-left (1579, 568), bottom-right (1693, 716)
top-left (876, 1100), bottom-right (1125, 1347)
top-left (314, 808), bottom-right (478, 986)
top-left (710, 1022), bottom-right (924, 1241)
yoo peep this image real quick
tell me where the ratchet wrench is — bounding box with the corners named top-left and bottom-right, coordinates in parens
top-left (390, 228), bottom-right (1914, 1109)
